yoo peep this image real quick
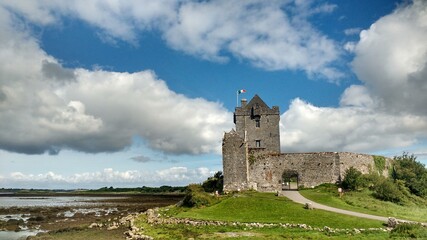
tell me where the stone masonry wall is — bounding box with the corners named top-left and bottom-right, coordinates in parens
top-left (244, 150), bottom-right (392, 192)
top-left (222, 131), bottom-right (249, 192)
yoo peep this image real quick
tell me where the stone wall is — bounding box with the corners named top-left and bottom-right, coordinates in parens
top-left (247, 151), bottom-right (341, 191)
top-left (338, 152), bottom-right (391, 177)
top-left (243, 150), bottom-right (392, 192)
top-left (222, 130), bottom-right (249, 192)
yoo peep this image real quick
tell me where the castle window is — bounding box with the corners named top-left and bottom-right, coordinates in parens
top-left (256, 140), bottom-right (261, 148)
top-left (255, 119), bottom-right (260, 128)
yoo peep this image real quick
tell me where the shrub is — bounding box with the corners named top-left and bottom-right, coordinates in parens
top-left (342, 167), bottom-right (362, 191)
top-left (390, 223), bottom-right (427, 239)
top-left (372, 178), bottom-right (404, 203)
top-left (359, 173), bottom-right (381, 189)
top-left (392, 152), bottom-right (427, 198)
top-left (182, 184), bottom-right (218, 208)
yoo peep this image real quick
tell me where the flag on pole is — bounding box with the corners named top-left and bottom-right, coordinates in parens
top-left (236, 89), bottom-right (246, 107)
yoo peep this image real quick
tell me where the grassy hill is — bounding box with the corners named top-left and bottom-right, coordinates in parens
top-left (135, 191), bottom-right (394, 239)
top-left (176, 191), bottom-right (383, 228)
top-left (300, 184), bottom-right (427, 222)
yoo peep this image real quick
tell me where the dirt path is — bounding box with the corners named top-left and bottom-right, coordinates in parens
top-left (281, 191), bottom-right (389, 222)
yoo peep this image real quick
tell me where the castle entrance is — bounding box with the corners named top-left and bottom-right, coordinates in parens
top-left (281, 170), bottom-right (299, 190)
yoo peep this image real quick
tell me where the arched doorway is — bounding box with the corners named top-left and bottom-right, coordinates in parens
top-left (281, 170), bottom-right (299, 190)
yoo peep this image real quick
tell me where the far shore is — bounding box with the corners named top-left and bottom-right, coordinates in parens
top-left (0, 192), bottom-right (185, 197)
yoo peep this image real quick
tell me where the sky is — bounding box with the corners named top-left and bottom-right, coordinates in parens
top-left (0, 0), bottom-right (426, 189)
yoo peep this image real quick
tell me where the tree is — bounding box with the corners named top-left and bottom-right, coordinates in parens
top-left (202, 171), bottom-right (224, 193)
top-left (342, 167), bottom-right (362, 191)
top-left (392, 152), bottom-right (427, 198)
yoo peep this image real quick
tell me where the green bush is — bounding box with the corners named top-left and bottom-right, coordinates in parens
top-left (342, 167), bottom-right (362, 191)
top-left (390, 223), bottom-right (427, 239)
top-left (372, 178), bottom-right (404, 203)
top-left (359, 173), bottom-right (381, 189)
top-left (392, 152), bottom-right (427, 198)
top-left (182, 184), bottom-right (218, 208)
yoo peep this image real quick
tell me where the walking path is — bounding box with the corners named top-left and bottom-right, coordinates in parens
top-left (281, 191), bottom-right (390, 222)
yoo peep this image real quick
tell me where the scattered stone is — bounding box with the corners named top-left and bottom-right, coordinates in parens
top-left (107, 225), bottom-right (119, 230)
top-left (88, 223), bottom-right (98, 229)
top-left (388, 217), bottom-right (398, 228)
top-left (304, 202), bottom-right (314, 210)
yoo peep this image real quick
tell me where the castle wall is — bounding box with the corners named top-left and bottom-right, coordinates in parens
top-left (338, 152), bottom-right (374, 175)
top-left (222, 131), bottom-right (249, 192)
top-left (338, 152), bottom-right (391, 177)
top-left (245, 151), bottom-right (391, 192)
top-left (248, 151), bottom-right (340, 192)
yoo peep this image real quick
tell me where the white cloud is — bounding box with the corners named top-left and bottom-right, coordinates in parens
top-left (343, 41), bottom-right (356, 52)
top-left (279, 1), bottom-right (427, 154)
top-left (0, 167), bottom-right (213, 188)
top-left (351, 0), bottom-right (427, 115)
top-left (1, 0), bottom-right (343, 80)
top-left (280, 98), bottom-right (427, 153)
top-left (344, 27), bottom-right (361, 36)
top-left (0, 4), bottom-right (232, 155)
top-left (1, 0), bottom-right (426, 159)
top-left (166, 0), bottom-right (342, 79)
top-left (339, 85), bottom-right (376, 108)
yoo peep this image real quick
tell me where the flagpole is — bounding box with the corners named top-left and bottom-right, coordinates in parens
top-left (236, 89), bottom-right (246, 107)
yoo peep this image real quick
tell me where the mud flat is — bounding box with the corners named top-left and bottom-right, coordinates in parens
top-left (0, 194), bottom-right (183, 239)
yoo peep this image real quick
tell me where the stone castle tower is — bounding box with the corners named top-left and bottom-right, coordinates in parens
top-left (234, 95), bottom-right (280, 153)
top-left (223, 95), bottom-right (391, 192)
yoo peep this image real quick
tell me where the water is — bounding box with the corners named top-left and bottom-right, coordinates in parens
top-left (0, 230), bottom-right (41, 240)
top-left (0, 196), bottom-right (125, 240)
top-left (0, 196), bottom-right (125, 207)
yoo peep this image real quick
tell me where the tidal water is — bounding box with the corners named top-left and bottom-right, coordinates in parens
top-left (0, 230), bottom-right (40, 240)
top-left (0, 196), bottom-right (125, 208)
top-left (0, 196), bottom-right (125, 240)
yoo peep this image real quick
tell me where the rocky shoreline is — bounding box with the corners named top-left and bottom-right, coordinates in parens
top-left (0, 194), bottom-right (183, 239)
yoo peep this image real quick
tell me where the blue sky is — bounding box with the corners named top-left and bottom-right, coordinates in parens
top-left (0, 0), bottom-right (426, 189)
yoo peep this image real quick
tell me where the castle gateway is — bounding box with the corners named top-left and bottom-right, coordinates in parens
top-left (222, 95), bottom-right (391, 192)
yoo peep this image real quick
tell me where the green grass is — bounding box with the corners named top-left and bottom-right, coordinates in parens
top-left (175, 191), bottom-right (383, 229)
top-left (136, 214), bottom-right (389, 240)
top-left (28, 226), bottom-right (126, 240)
top-left (132, 191), bottom-right (411, 239)
top-left (300, 184), bottom-right (427, 222)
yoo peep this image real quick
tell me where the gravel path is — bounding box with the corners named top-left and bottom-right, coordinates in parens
top-left (281, 191), bottom-right (390, 222)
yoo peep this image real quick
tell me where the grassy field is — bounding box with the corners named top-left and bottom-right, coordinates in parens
top-left (28, 226), bottom-right (126, 240)
top-left (299, 184), bottom-right (427, 222)
top-left (132, 191), bottom-right (392, 239)
top-left (135, 215), bottom-right (389, 240)
top-left (175, 191), bottom-right (384, 229)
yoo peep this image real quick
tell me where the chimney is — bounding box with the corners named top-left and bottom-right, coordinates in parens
top-left (241, 99), bottom-right (247, 107)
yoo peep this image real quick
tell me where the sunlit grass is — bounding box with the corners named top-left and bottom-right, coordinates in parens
top-left (175, 191), bottom-right (384, 229)
top-left (300, 184), bottom-right (427, 222)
